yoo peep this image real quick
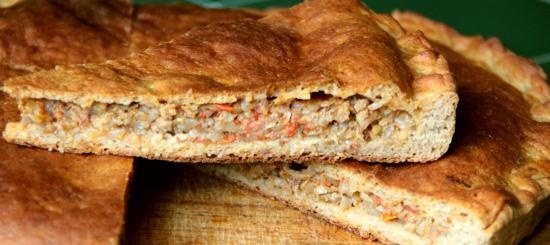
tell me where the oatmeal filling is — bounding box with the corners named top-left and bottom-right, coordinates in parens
top-left (18, 94), bottom-right (415, 144)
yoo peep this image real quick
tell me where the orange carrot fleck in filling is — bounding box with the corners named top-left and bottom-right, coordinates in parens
top-left (404, 205), bottom-right (417, 215)
top-left (375, 195), bottom-right (383, 206)
top-left (303, 123), bottom-right (315, 131)
top-left (191, 136), bottom-right (204, 142)
top-left (284, 122), bottom-right (299, 137)
top-left (197, 111), bottom-right (208, 119)
top-left (214, 103), bottom-right (234, 113)
top-left (221, 134), bottom-right (238, 143)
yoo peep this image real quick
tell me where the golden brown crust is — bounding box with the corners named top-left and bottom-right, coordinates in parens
top-left (393, 11), bottom-right (550, 123)
top-left (204, 10), bottom-right (549, 244)
top-left (0, 0), bottom-right (129, 71)
top-left (49, 0), bottom-right (133, 41)
top-left (0, 1), bottom-right (134, 244)
top-left (0, 65), bottom-right (26, 81)
top-left (3, 0), bottom-right (454, 108)
top-left (0, 3), bottom-right (260, 244)
top-left (1, 0), bottom-right (458, 165)
top-left (130, 4), bottom-right (261, 52)
top-left (330, 11), bottom-right (550, 232)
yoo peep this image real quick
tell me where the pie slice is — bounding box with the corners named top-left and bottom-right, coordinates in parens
top-left (198, 11), bottom-right (550, 245)
top-left (0, 1), bottom-right (268, 244)
top-left (0, 1), bottom-right (134, 244)
top-left (2, 0), bottom-right (457, 164)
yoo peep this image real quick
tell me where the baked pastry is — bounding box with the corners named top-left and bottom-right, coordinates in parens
top-left (0, 1), bottom-right (134, 244)
top-left (48, 0), bottom-right (133, 41)
top-left (0, 1), bottom-right (268, 244)
top-left (2, 0), bottom-right (458, 164)
top-left (199, 11), bottom-right (550, 245)
top-left (130, 4), bottom-right (260, 52)
top-left (0, 0), bottom-right (129, 72)
top-left (0, 93), bottom-right (132, 245)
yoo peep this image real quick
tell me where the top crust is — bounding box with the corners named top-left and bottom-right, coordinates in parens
top-left (2, 0), bottom-right (455, 107)
top-left (130, 4), bottom-right (261, 52)
top-left (49, 0), bottom-right (134, 41)
top-left (393, 11), bottom-right (550, 123)
top-left (0, 0), bottom-right (129, 71)
top-left (0, 2), bottom-right (264, 244)
top-left (337, 11), bottom-right (550, 232)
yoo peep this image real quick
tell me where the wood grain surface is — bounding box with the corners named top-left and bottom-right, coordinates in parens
top-left (123, 160), bottom-right (550, 244)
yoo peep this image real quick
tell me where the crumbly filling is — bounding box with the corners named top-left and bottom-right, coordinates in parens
top-left (234, 163), bottom-right (451, 239)
top-left (18, 94), bottom-right (414, 144)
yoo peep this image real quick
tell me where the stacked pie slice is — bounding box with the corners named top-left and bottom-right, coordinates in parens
top-left (2, 0), bottom-right (458, 164)
top-left (1, 0), bottom-right (549, 244)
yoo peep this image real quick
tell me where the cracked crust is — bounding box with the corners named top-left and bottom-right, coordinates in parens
top-left (203, 11), bottom-right (550, 245)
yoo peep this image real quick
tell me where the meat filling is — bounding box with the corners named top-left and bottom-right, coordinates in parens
top-left (18, 94), bottom-right (414, 144)
top-left (233, 163), bottom-right (451, 240)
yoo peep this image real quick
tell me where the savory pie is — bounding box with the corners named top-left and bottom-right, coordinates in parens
top-left (199, 10), bottom-right (550, 245)
top-left (0, 1), bottom-right (129, 244)
top-left (2, 0), bottom-right (458, 164)
top-left (0, 1), bottom-right (264, 244)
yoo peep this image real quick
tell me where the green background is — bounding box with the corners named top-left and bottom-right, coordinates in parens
top-left (134, 0), bottom-right (550, 75)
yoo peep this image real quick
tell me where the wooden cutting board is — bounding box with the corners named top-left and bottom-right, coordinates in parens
top-left (124, 161), bottom-right (550, 244)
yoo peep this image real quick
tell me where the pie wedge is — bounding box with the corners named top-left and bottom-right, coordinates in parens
top-left (198, 11), bottom-right (550, 245)
top-left (2, 0), bottom-right (458, 164)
